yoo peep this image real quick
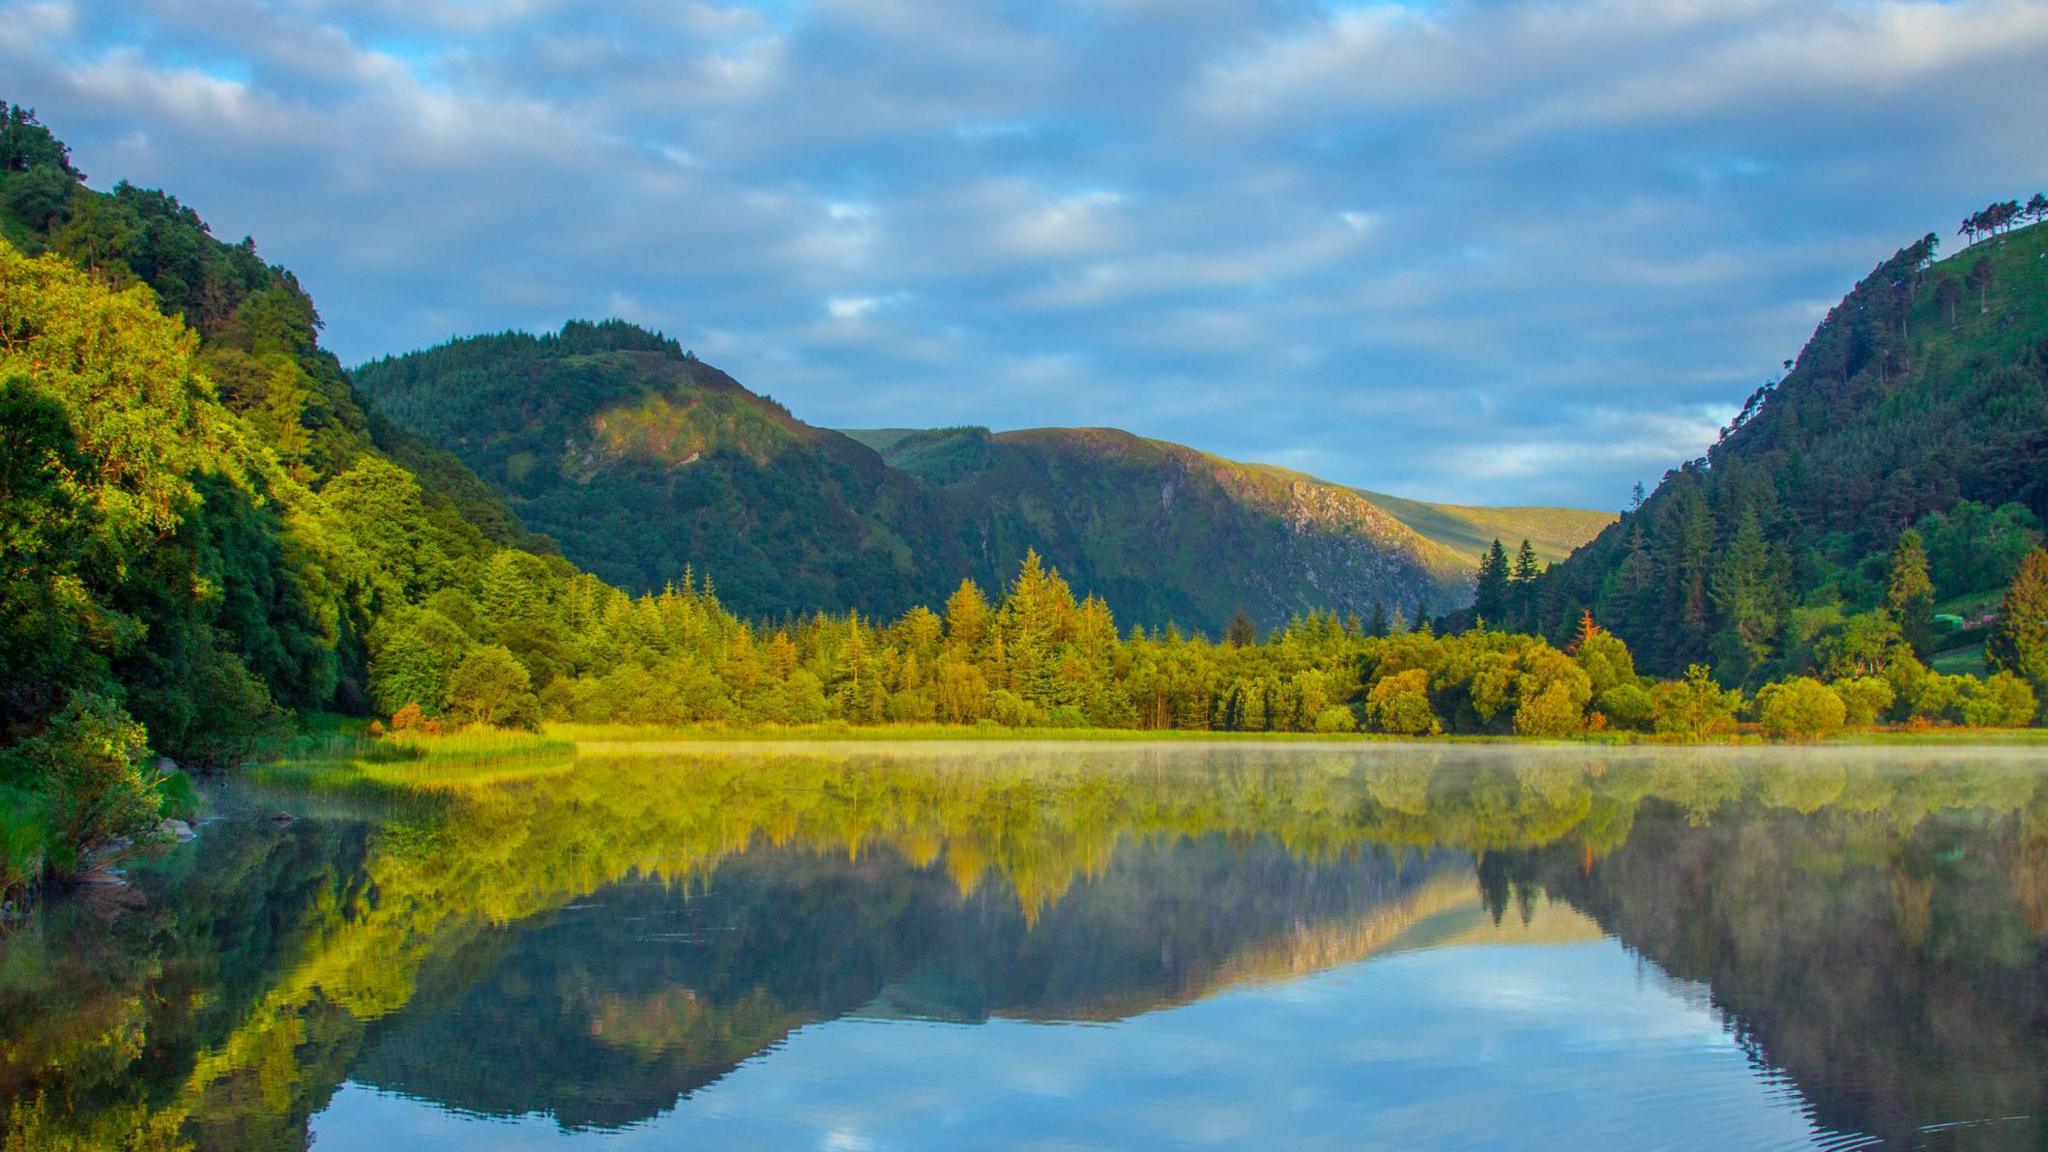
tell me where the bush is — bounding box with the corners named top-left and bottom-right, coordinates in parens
top-left (1313, 704), bottom-right (1359, 734)
top-left (14, 693), bottom-right (160, 875)
top-left (1367, 669), bottom-right (1439, 736)
top-left (1650, 665), bottom-right (1743, 741)
top-left (1593, 683), bottom-right (1655, 732)
top-left (1757, 677), bottom-right (1847, 742)
top-left (1959, 672), bottom-right (2037, 728)
top-left (1830, 676), bottom-right (1894, 727)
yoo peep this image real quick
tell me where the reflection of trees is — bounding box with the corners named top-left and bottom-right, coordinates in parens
top-left (2, 745), bottom-right (2046, 1149)
top-left (1499, 783), bottom-right (2048, 1149)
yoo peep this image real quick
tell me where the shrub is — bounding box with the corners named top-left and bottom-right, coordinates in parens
top-left (15, 693), bottom-right (160, 875)
top-left (1367, 669), bottom-right (1439, 736)
top-left (1959, 672), bottom-right (2037, 728)
top-left (1650, 665), bottom-right (1743, 741)
top-left (1594, 683), bottom-right (1655, 732)
top-left (1830, 676), bottom-right (1895, 726)
top-left (1757, 677), bottom-right (1847, 742)
top-left (1313, 705), bottom-right (1359, 734)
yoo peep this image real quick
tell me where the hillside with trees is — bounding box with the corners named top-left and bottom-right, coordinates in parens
top-left (1537, 213), bottom-right (2048, 686)
top-left (359, 340), bottom-right (1605, 629)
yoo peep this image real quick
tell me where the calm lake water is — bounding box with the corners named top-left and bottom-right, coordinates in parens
top-left (6, 743), bottom-right (2048, 1150)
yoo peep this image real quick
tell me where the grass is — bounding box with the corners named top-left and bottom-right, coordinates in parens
top-left (254, 724), bottom-right (575, 793)
top-left (1932, 642), bottom-right (1990, 677)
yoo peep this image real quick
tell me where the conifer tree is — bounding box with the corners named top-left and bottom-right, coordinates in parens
top-left (1988, 548), bottom-right (2048, 699)
top-left (1885, 529), bottom-right (1936, 659)
top-left (1510, 539), bottom-right (1541, 631)
top-left (1473, 540), bottom-right (1509, 625)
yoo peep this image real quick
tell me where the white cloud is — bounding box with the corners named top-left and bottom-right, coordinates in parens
top-left (10, 0), bottom-right (2046, 507)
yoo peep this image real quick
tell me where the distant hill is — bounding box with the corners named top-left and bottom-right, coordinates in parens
top-left (357, 331), bottom-right (1615, 632)
top-left (1539, 215), bottom-right (2048, 680)
top-left (845, 425), bottom-right (1613, 610)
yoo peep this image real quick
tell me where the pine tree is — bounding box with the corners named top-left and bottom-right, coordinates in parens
top-left (1709, 506), bottom-right (1778, 679)
top-left (1510, 539), bottom-right (1541, 632)
top-left (1886, 529), bottom-right (1936, 659)
top-left (1473, 539), bottom-right (1509, 626)
top-left (1413, 595), bottom-right (1432, 635)
top-left (1988, 548), bottom-right (2048, 696)
top-left (1226, 605), bottom-right (1258, 647)
top-left (1367, 600), bottom-right (1390, 639)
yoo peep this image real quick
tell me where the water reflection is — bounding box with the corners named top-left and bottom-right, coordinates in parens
top-left (3, 744), bottom-right (2046, 1149)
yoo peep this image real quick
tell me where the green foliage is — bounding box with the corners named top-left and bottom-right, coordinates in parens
top-left (1988, 547), bottom-right (2048, 693)
top-left (1756, 677), bottom-right (1848, 742)
top-left (1366, 669), bottom-right (1438, 735)
top-left (9, 693), bottom-right (158, 875)
top-left (443, 645), bottom-right (539, 730)
top-left (1545, 221), bottom-right (2048, 682)
top-left (1831, 676), bottom-right (1895, 726)
top-left (1886, 529), bottom-right (1936, 658)
top-left (1650, 666), bottom-right (1744, 741)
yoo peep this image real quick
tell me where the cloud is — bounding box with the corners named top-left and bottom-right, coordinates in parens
top-left (8, 0), bottom-right (2047, 507)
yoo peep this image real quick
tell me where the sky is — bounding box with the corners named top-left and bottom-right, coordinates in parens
top-left (4, 1), bottom-right (2046, 509)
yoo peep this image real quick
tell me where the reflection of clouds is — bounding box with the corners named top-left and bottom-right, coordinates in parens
top-left (312, 942), bottom-right (1847, 1150)
top-left (16, 1), bottom-right (2048, 504)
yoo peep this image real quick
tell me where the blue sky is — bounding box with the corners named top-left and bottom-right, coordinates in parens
top-left (5, 0), bottom-right (2047, 507)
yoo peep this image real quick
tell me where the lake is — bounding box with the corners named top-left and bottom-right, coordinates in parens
top-left (5, 742), bottom-right (2047, 1150)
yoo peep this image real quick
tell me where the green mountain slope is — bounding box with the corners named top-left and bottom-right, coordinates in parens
top-left (845, 427), bottom-right (1613, 589)
top-left (354, 329), bottom-right (970, 619)
top-left (1539, 216), bottom-right (2048, 680)
top-left (362, 332), bottom-right (1609, 632)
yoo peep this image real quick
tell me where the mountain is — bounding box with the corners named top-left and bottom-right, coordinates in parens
top-left (358, 340), bottom-right (1613, 631)
top-left (352, 327), bottom-right (971, 619)
top-left (1538, 214), bottom-right (2048, 681)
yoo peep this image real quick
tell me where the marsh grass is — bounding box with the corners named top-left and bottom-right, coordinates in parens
top-left (258, 725), bottom-right (575, 793)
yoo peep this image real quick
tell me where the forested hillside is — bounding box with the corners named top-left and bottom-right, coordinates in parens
top-left (359, 339), bottom-right (1555, 627)
top-left (1539, 217), bottom-right (2048, 682)
top-left (353, 328), bottom-right (971, 618)
top-left (0, 105), bottom-right (599, 887)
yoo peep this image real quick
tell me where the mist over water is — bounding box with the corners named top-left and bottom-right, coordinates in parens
top-left (6, 743), bottom-right (2047, 1150)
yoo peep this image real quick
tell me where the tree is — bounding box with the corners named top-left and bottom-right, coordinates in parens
top-left (2028, 193), bottom-right (2048, 225)
top-left (443, 644), bottom-right (537, 728)
top-left (1366, 668), bottom-right (1438, 735)
top-left (1225, 605), bottom-right (1258, 647)
top-left (1968, 257), bottom-right (1994, 314)
top-left (1473, 539), bottom-right (1509, 627)
top-left (1756, 677), bottom-right (1847, 741)
top-left (1934, 276), bottom-right (1960, 327)
top-left (1509, 539), bottom-right (1541, 631)
top-left (1709, 506), bottom-right (1779, 680)
top-left (1886, 529), bottom-right (1936, 659)
top-left (1988, 547), bottom-right (2048, 696)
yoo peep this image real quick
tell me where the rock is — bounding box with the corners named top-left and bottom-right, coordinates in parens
top-left (159, 818), bottom-right (196, 842)
top-left (157, 756), bottom-right (180, 776)
top-left (270, 811), bottom-right (295, 825)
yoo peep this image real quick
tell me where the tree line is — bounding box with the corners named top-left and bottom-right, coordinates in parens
top-left (1958, 194), bottom-right (2048, 246)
